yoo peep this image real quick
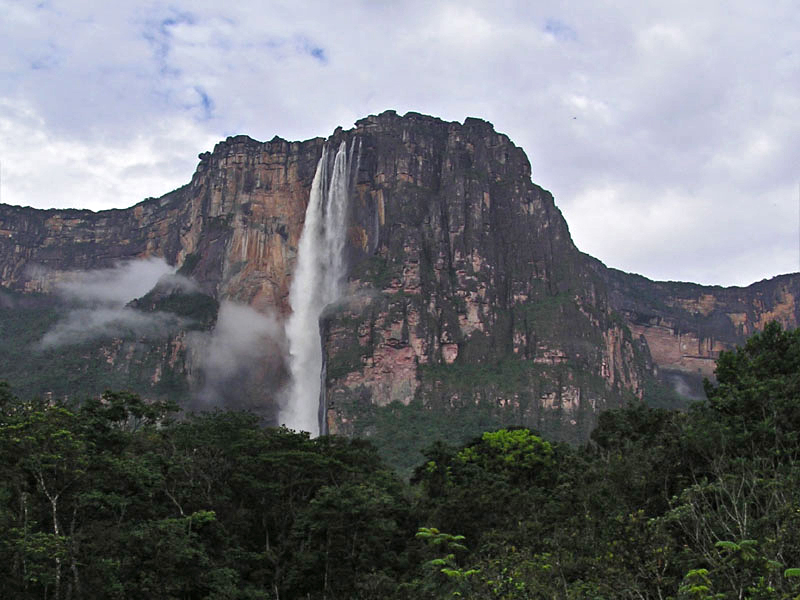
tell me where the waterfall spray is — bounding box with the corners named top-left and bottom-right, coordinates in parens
top-left (282, 141), bottom-right (355, 435)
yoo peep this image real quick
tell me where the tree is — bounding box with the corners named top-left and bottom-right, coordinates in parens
top-left (704, 321), bottom-right (800, 460)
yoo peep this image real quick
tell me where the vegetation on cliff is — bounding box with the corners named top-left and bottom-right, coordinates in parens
top-left (1, 322), bottom-right (800, 598)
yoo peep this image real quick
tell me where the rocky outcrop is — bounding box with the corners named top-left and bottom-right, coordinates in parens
top-left (0, 110), bottom-right (798, 445)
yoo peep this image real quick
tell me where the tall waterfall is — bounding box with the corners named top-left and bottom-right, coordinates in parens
top-left (282, 140), bottom-right (355, 435)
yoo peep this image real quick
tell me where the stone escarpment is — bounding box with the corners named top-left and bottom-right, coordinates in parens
top-left (0, 134), bottom-right (324, 310)
top-left (321, 112), bottom-right (650, 443)
top-left (0, 110), bottom-right (798, 448)
top-left (0, 135), bottom-right (324, 416)
top-left (596, 264), bottom-right (800, 399)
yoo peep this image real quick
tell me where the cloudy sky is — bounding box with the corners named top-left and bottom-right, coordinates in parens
top-left (1, 0), bottom-right (798, 287)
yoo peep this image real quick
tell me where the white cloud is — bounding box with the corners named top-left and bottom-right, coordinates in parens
top-left (40, 258), bottom-right (194, 347)
top-left (1, 0), bottom-right (798, 285)
top-left (189, 301), bottom-right (287, 408)
top-left (40, 306), bottom-right (185, 347)
top-left (55, 257), bottom-right (174, 305)
top-left (0, 98), bottom-right (218, 210)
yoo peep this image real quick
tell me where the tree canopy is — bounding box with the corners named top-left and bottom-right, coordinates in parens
top-left (2, 322), bottom-right (800, 598)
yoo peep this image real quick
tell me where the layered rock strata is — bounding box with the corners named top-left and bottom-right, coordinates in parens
top-left (0, 110), bottom-right (798, 444)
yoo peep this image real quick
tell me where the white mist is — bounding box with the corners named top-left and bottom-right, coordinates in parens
top-left (282, 141), bottom-right (354, 435)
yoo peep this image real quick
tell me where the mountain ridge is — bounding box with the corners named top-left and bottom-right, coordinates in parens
top-left (0, 110), bottom-right (797, 450)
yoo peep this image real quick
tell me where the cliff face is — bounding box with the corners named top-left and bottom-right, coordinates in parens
top-left (596, 263), bottom-right (800, 398)
top-left (320, 112), bottom-right (648, 443)
top-left (0, 135), bottom-right (323, 310)
top-left (1, 110), bottom-right (798, 447)
top-left (0, 135), bottom-right (323, 417)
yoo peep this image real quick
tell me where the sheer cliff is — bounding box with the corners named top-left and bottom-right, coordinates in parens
top-left (1, 110), bottom-right (797, 452)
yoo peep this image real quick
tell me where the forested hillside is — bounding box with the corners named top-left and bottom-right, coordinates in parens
top-left (2, 322), bottom-right (800, 599)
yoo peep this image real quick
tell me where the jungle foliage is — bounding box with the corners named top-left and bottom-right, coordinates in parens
top-left (2, 322), bottom-right (800, 598)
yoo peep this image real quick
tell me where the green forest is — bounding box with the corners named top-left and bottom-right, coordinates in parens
top-left (2, 321), bottom-right (800, 599)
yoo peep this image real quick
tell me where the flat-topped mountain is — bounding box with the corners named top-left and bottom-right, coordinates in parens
top-left (1, 110), bottom-right (797, 457)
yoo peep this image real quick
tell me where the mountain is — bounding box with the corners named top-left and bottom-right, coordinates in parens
top-left (1, 110), bottom-right (797, 458)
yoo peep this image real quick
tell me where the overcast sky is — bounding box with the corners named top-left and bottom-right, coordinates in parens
top-left (1, 0), bottom-right (798, 287)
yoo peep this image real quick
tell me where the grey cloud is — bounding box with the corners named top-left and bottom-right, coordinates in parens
top-left (544, 18), bottom-right (577, 41)
top-left (193, 86), bottom-right (214, 120)
top-left (142, 9), bottom-right (197, 64)
top-left (295, 36), bottom-right (327, 63)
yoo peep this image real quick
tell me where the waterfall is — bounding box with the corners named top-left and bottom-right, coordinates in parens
top-left (282, 140), bottom-right (355, 435)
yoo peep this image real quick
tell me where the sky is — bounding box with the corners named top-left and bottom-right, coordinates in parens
top-left (1, 0), bottom-right (798, 287)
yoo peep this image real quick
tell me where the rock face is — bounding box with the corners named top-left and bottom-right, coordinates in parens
top-left (0, 135), bottom-right (323, 417)
top-left (1, 110), bottom-right (798, 446)
top-left (320, 112), bottom-right (649, 443)
top-left (597, 264), bottom-right (800, 399)
top-left (0, 135), bottom-right (323, 310)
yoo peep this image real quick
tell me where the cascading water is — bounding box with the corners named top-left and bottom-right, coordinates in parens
top-left (281, 140), bottom-right (356, 435)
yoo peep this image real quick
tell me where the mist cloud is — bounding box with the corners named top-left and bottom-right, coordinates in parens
top-left (41, 307), bottom-right (184, 348)
top-left (40, 257), bottom-right (191, 347)
top-left (189, 302), bottom-right (288, 413)
top-left (55, 258), bottom-right (173, 305)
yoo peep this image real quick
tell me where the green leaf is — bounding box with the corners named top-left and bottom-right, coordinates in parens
top-left (715, 540), bottom-right (739, 552)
